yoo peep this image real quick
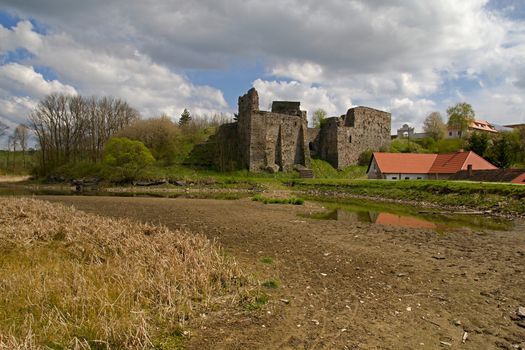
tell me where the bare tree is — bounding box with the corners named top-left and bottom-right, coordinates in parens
top-left (0, 120), bottom-right (8, 138)
top-left (14, 124), bottom-right (30, 168)
top-left (6, 135), bottom-right (14, 172)
top-left (29, 93), bottom-right (140, 174)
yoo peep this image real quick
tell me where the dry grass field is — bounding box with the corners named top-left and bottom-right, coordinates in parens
top-left (0, 198), bottom-right (250, 349)
top-left (40, 196), bottom-right (525, 350)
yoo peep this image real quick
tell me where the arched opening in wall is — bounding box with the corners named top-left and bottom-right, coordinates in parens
top-left (309, 142), bottom-right (314, 151)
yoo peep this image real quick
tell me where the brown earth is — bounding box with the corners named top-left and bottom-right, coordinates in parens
top-left (40, 196), bottom-right (525, 350)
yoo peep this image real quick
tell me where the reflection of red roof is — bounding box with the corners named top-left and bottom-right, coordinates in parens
top-left (375, 213), bottom-right (436, 229)
top-left (372, 151), bottom-right (497, 175)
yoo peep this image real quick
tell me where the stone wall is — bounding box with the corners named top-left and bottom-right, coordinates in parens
top-left (196, 88), bottom-right (391, 173)
top-left (237, 89), bottom-right (310, 172)
top-left (309, 107), bottom-right (391, 169)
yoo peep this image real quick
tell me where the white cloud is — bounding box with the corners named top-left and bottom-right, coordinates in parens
top-left (0, 63), bottom-right (77, 97)
top-left (0, 20), bottom-right (42, 54)
top-left (271, 62), bottom-right (324, 84)
top-left (253, 79), bottom-right (350, 121)
top-left (389, 98), bottom-right (436, 131)
top-left (0, 21), bottom-right (230, 129)
top-left (0, 0), bottom-right (524, 134)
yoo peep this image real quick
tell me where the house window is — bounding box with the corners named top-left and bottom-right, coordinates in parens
top-left (392, 177), bottom-right (397, 180)
top-left (417, 177), bottom-right (422, 180)
top-left (449, 131), bottom-right (452, 136)
top-left (404, 177), bottom-right (409, 180)
top-left (349, 135), bottom-right (352, 143)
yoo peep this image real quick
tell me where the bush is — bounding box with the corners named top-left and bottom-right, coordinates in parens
top-left (103, 137), bottom-right (155, 182)
top-left (117, 116), bottom-right (180, 165)
top-left (358, 150), bottom-right (374, 166)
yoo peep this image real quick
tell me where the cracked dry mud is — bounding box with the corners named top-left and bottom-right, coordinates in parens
top-left (42, 196), bottom-right (525, 350)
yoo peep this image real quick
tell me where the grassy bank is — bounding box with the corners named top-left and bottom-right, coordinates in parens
top-left (293, 179), bottom-right (525, 216)
top-left (0, 198), bottom-right (252, 349)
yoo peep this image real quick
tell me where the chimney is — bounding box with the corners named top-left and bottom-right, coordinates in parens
top-left (467, 164), bottom-right (473, 177)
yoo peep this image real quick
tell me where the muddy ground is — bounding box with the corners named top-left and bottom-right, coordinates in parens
top-left (41, 196), bottom-right (525, 350)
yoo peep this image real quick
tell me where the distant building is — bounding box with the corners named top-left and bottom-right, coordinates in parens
top-left (504, 123), bottom-right (525, 130)
top-left (447, 119), bottom-right (497, 138)
top-left (367, 151), bottom-right (497, 180)
top-left (396, 124), bottom-right (429, 139)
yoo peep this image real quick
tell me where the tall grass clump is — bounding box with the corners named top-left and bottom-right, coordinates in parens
top-left (0, 198), bottom-right (249, 349)
top-left (252, 194), bottom-right (304, 205)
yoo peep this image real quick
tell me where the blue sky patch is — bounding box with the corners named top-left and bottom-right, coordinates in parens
top-left (0, 48), bottom-right (34, 64)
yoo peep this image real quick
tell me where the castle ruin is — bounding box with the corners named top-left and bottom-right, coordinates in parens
top-left (193, 88), bottom-right (391, 172)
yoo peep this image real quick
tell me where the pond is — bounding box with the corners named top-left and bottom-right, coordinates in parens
top-left (0, 183), bottom-right (518, 233)
top-left (301, 199), bottom-right (515, 233)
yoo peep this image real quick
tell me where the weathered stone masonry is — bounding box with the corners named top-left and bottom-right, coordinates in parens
top-left (237, 88), bottom-right (311, 172)
top-left (202, 88), bottom-right (391, 172)
top-left (309, 106), bottom-right (391, 169)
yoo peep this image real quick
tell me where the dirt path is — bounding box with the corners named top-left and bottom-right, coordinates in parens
top-left (41, 196), bottom-right (525, 349)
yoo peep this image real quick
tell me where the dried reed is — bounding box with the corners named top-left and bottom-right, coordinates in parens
top-left (0, 197), bottom-right (248, 349)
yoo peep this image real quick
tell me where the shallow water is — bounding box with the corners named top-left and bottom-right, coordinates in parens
top-left (1, 183), bottom-right (517, 233)
top-left (302, 200), bottom-right (515, 233)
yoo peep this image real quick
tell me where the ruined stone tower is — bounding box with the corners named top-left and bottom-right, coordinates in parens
top-left (308, 107), bottom-right (391, 169)
top-left (195, 88), bottom-right (391, 173)
top-left (237, 88), bottom-right (310, 172)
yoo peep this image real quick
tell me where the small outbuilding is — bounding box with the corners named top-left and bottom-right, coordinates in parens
top-left (367, 151), bottom-right (497, 180)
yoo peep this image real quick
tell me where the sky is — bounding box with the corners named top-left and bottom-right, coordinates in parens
top-left (0, 0), bottom-right (524, 145)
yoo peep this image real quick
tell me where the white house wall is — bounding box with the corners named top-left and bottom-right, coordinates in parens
top-left (384, 173), bottom-right (430, 180)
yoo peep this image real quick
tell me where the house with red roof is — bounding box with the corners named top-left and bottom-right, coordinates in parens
top-left (367, 151), bottom-right (498, 180)
top-left (447, 119), bottom-right (497, 138)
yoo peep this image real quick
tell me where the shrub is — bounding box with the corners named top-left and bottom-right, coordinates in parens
top-left (358, 149), bottom-right (374, 166)
top-left (103, 137), bottom-right (155, 182)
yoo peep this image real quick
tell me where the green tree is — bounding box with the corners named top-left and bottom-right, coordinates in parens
top-left (423, 111), bottom-right (447, 140)
top-left (446, 102), bottom-right (475, 138)
top-left (102, 137), bottom-right (154, 181)
top-left (313, 109), bottom-right (327, 128)
top-left (179, 108), bottom-right (191, 127)
top-left (467, 132), bottom-right (490, 157)
top-left (117, 115), bottom-right (180, 165)
top-left (486, 132), bottom-right (520, 168)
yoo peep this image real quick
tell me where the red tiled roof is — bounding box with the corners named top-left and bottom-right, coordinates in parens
top-left (372, 153), bottom-right (437, 174)
top-left (511, 172), bottom-right (525, 184)
top-left (470, 120), bottom-right (497, 133)
top-left (372, 151), bottom-right (497, 175)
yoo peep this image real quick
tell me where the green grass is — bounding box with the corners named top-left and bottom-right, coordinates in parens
top-left (261, 280), bottom-right (279, 289)
top-left (293, 179), bottom-right (525, 215)
top-left (252, 194), bottom-right (304, 205)
top-left (0, 150), bottom-right (36, 175)
top-left (310, 158), bottom-right (367, 179)
top-left (259, 256), bottom-right (274, 264)
top-left (243, 292), bottom-right (269, 311)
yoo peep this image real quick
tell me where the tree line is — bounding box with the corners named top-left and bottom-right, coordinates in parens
top-left (4, 93), bottom-right (232, 180)
top-left (418, 102), bottom-right (525, 168)
top-left (0, 121), bottom-right (31, 173)
top-left (28, 94), bottom-right (139, 174)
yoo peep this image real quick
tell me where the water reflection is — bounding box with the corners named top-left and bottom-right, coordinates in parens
top-left (303, 207), bottom-right (513, 232)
